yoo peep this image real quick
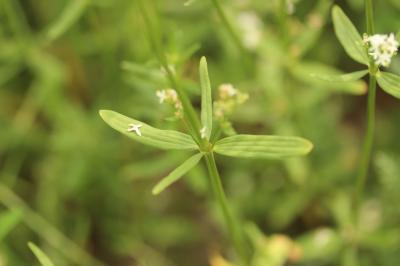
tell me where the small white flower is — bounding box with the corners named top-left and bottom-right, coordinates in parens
top-left (236, 12), bottom-right (262, 49)
top-left (156, 90), bottom-right (167, 103)
top-left (219, 84), bottom-right (237, 98)
top-left (127, 123), bottom-right (142, 136)
top-left (365, 33), bottom-right (399, 67)
top-left (200, 126), bottom-right (207, 139)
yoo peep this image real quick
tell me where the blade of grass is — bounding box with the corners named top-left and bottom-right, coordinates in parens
top-left (28, 242), bottom-right (54, 266)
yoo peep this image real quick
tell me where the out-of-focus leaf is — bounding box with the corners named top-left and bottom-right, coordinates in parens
top-left (99, 110), bottom-right (198, 150)
top-left (377, 72), bottom-right (400, 99)
top-left (294, 0), bottom-right (332, 57)
top-left (332, 6), bottom-right (369, 65)
top-left (28, 242), bottom-right (54, 266)
top-left (296, 227), bottom-right (343, 262)
top-left (328, 193), bottom-right (352, 229)
top-left (310, 70), bottom-right (369, 82)
top-left (152, 153), bottom-right (203, 195)
top-left (214, 135), bottom-right (313, 159)
top-left (0, 209), bottom-right (22, 241)
top-left (359, 228), bottom-right (400, 250)
top-left (45, 0), bottom-right (90, 42)
top-left (291, 62), bottom-right (367, 94)
top-left (199, 56), bottom-right (212, 140)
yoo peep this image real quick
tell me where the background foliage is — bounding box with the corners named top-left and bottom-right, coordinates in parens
top-left (0, 0), bottom-right (400, 265)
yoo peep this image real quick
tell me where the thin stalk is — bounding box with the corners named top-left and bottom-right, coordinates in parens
top-left (210, 0), bottom-right (246, 54)
top-left (139, 1), bottom-right (249, 262)
top-left (355, 75), bottom-right (376, 211)
top-left (137, 0), bottom-right (203, 143)
top-left (354, 0), bottom-right (376, 211)
top-left (365, 0), bottom-right (375, 35)
top-left (204, 153), bottom-right (250, 265)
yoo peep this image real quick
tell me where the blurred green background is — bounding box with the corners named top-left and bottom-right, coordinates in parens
top-left (1, 0), bottom-right (400, 265)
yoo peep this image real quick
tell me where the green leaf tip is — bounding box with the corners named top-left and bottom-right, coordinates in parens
top-left (214, 135), bottom-right (313, 159)
top-left (28, 242), bottom-right (54, 266)
top-left (199, 56), bottom-right (213, 140)
top-left (99, 109), bottom-right (198, 150)
top-left (331, 5), bottom-right (369, 65)
top-left (152, 153), bottom-right (203, 195)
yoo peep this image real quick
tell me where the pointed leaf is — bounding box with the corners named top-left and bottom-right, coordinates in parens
top-left (99, 110), bottom-right (197, 150)
top-left (377, 72), bottom-right (400, 99)
top-left (332, 6), bottom-right (369, 65)
top-left (310, 70), bottom-right (369, 82)
top-left (200, 56), bottom-right (213, 140)
top-left (214, 135), bottom-right (313, 159)
top-left (291, 62), bottom-right (367, 95)
top-left (28, 242), bottom-right (54, 266)
top-left (152, 153), bottom-right (203, 195)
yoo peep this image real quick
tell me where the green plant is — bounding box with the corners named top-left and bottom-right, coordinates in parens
top-left (100, 55), bottom-right (313, 264)
top-left (100, 4), bottom-right (313, 263)
top-left (310, 0), bottom-right (400, 263)
top-left (315, 2), bottom-right (400, 208)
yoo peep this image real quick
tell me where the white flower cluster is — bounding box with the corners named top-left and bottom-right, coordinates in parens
top-left (214, 84), bottom-right (249, 119)
top-left (364, 33), bottom-right (399, 67)
top-left (236, 12), bottom-right (263, 50)
top-left (156, 89), bottom-right (183, 118)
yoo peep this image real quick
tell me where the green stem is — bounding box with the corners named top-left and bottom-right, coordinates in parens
top-left (354, 0), bottom-right (376, 212)
top-left (365, 0), bottom-right (375, 35)
top-left (204, 153), bottom-right (250, 265)
top-left (137, 0), bottom-right (202, 143)
top-left (210, 0), bottom-right (246, 54)
top-left (355, 74), bottom-right (376, 212)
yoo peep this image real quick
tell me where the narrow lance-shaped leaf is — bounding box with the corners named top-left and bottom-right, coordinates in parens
top-left (200, 56), bottom-right (213, 140)
top-left (28, 242), bottom-right (54, 266)
top-left (214, 135), bottom-right (313, 159)
top-left (377, 72), bottom-right (400, 99)
top-left (152, 153), bottom-right (203, 195)
top-left (290, 62), bottom-right (367, 95)
top-left (310, 70), bottom-right (369, 83)
top-left (99, 110), bottom-right (197, 150)
top-left (332, 6), bottom-right (369, 65)
top-left (46, 0), bottom-right (89, 42)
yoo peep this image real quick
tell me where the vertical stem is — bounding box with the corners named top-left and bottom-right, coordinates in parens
top-left (354, 75), bottom-right (376, 211)
top-left (365, 0), bottom-right (375, 35)
top-left (354, 0), bottom-right (376, 211)
top-left (204, 153), bottom-right (249, 265)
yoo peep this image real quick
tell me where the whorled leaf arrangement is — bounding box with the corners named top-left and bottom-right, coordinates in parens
top-left (100, 56), bottom-right (313, 195)
top-left (310, 5), bottom-right (400, 99)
